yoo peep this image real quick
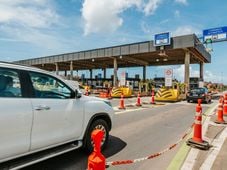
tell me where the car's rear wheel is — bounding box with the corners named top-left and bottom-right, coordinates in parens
top-left (84, 119), bottom-right (109, 153)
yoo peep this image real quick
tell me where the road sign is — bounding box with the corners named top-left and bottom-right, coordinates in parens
top-left (164, 69), bottom-right (173, 87)
top-left (120, 72), bottom-right (126, 86)
top-left (154, 32), bottom-right (170, 46)
top-left (203, 26), bottom-right (227, 43)
top-left (165, 78), bottom-right (172, 87)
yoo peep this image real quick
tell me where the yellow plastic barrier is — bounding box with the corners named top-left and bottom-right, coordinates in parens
top-left (111, 87), bottom-right (132, 98)
top-left (155, 88), bottom-right (180, 102)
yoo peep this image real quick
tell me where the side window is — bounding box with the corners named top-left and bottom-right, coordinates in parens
top-left (29, 72), bottom-right (72, 99)
top-left (0, 68), bottom-right (22, 97)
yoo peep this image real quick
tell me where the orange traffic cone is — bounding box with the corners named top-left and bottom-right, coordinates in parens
top-left (85, 87), bottom-right (89, 96)
top-left (136, 92), bottom-right (142, 107)
top-left (118, 94), bottom-right (125, 109)
top-left (150, 90), bottom-right (155, 104)
top-left (214, 97), bottom-right (226, 124)
top-left (187, 99), bottom-right (210, 150)
top-left (108, 88), bottom-right (112, 100)
top-left (87, 130), bottom-right (106, 170)
top-left (223, 94), bottom-right (227, 116)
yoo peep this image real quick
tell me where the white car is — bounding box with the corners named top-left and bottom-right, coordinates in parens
top-left (0, 62), bottom-right (114, 169)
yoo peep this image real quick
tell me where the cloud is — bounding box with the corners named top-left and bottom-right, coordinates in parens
top-left (0, 25), bottom-right (62, 49)
top-left (172, 25), bottom-right (200, 36)
top-left (143, 0), bottom-right (162, 16)
top-left (0, 0), bottom-right (59, 28)
top-left (172, 65), bottom-right (199, 81)
top-left (204, 70), bottom-right (224, 83)
top-left (175, 0), bottom-right (188, 5)
top-left (161, 65), bottom-right (223, 83)
top-left (0, 0), bottom-right (67, 50)
top-left (81, 0), bottom-right (162, 35)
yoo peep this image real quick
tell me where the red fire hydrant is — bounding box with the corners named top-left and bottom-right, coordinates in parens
top-left (87, 130), bottom-right (106, 170)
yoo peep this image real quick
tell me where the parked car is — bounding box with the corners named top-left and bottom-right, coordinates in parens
top-left (0, 62), bottom-right (114, 169)
top-left (186, 87), bottom-right (211, 103)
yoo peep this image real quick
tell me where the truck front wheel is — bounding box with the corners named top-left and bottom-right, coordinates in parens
top-left (84, 119), bottom-right (109, 153)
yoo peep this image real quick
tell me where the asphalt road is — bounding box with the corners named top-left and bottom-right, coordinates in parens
top-left (24, 100), bottom-right (210, 170)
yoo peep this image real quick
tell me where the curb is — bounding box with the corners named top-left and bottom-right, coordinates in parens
top-left (167, 102), bottom-right (218, 170)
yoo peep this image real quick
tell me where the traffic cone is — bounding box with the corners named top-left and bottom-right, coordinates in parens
top-left (223, 94), bottom-right (227, 116)
top-left (108, 88), bottom-right (112, 100)
top-left (85, 87), bottom-right (89, 96)
top-left (136, 92), bottom-right (142, 107)
top-left (150, 90), bottom-right (156, 104)
top-left (187, 99), bottom-right (210, 150)
top-left (214, 97), bottom-right (226, 124)
top-left (118, 94), bottom-right (125, 109)
top-left (87, 130), bottom-right (106, 170)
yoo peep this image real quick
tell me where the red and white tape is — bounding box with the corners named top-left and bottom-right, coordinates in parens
top-left (106, 123), bottom-right (194, 167)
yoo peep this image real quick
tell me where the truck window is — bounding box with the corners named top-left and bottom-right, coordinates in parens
top-left (29, 72), bottom-right (72, 99)
top-left (0, 68), bottom-right (22, 97)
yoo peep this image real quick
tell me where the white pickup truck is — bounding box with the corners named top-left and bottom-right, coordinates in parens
top-left (0, 62), bottom-right (114, 169)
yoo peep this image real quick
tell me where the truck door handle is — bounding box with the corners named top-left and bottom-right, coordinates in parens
top-left (34, 105), bottom-right (50, 111)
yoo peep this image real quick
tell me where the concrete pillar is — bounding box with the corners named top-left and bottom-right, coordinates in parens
top-left (199, 62), bottom-right (204, 81)
top-left (55, 63), bottom-right (59, 75)
top-left (70, 61), bottom-right (73, 80)
top-left (143, 66), bottom-right (146, 82)
top-left (103, 68), bottom-right (106, 79)
top-left (113, 57), bottom-right (118, 87)
top-left (184, 51), bottom-right (190, 92)
top-left (90, 69), bottom-right (93, 79)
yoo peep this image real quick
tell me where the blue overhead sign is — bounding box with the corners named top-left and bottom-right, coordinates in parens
top-left (203, 26), bottom-right (227, 43)
top-left (154, 32), bottom-right (170, 46)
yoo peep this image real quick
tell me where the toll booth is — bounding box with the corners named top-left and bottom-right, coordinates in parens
top-left (79, 77), bottom-right (140, 89)
top-left (154, 77), bottom-right (165, 88)
top-left (189, 77), bottom-right (199, 89)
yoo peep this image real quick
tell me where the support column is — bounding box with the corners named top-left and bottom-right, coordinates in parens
top-left (143, 66), bottom-right (146, 82)
top-left (55, 63), bottom-right (59, 75)
top-left (199, 62), bottom-right (204, 81)
top-left (103, 68), bottom-right (106, 79)
top-left (70, 61), bottom-right (73, 80)
top-left (113, 57), bottom-right (118, 87)
top-left (184, 51), bottom-right (190, 93)
top-left (90, 69), bottom-right (93, 79)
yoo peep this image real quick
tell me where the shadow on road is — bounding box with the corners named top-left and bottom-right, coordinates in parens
top-left (23, 135), bottom-right (126, 170)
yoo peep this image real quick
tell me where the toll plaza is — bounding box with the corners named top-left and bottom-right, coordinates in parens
top-left (16, 34), bottom-right (211, 98)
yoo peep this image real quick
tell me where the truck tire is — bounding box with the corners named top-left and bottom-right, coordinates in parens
top-left (84, 119), bottom-right (109, 153)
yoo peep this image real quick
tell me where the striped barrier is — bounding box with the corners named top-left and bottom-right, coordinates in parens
top-left (106, 123), bottom-right (194, 167)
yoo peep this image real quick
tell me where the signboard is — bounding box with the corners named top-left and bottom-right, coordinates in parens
top-left (154, 32), bottom-right (170, 46)
top-left (203, 26), bottom-right (227, 43)
top-left (120, 72), bottom-right (126, 86)
top-left (164, 69), bottom-right (173, 87)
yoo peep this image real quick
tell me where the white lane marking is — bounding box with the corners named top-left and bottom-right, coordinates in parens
top-left (114, 106), bottom-right (153, 114)
top-left (181, 117), bottom-right (211, 170)
top-left (181, 148), bottom-right (200, 170)
top-left (200, 126), bottom-right (227, 170)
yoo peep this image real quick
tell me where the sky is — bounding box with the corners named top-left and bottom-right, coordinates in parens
top-left (0, 0), bottom-right (227, 83)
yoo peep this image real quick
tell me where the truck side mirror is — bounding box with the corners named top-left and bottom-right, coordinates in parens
top-left (75, 89), bottom-right (82, 98)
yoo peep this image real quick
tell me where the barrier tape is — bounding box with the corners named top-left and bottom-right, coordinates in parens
top-left (106, 122), bottom-right (194, 167)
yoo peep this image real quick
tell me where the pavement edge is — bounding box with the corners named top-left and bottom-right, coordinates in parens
top-left (167, 102), bottom-right (218, 170)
